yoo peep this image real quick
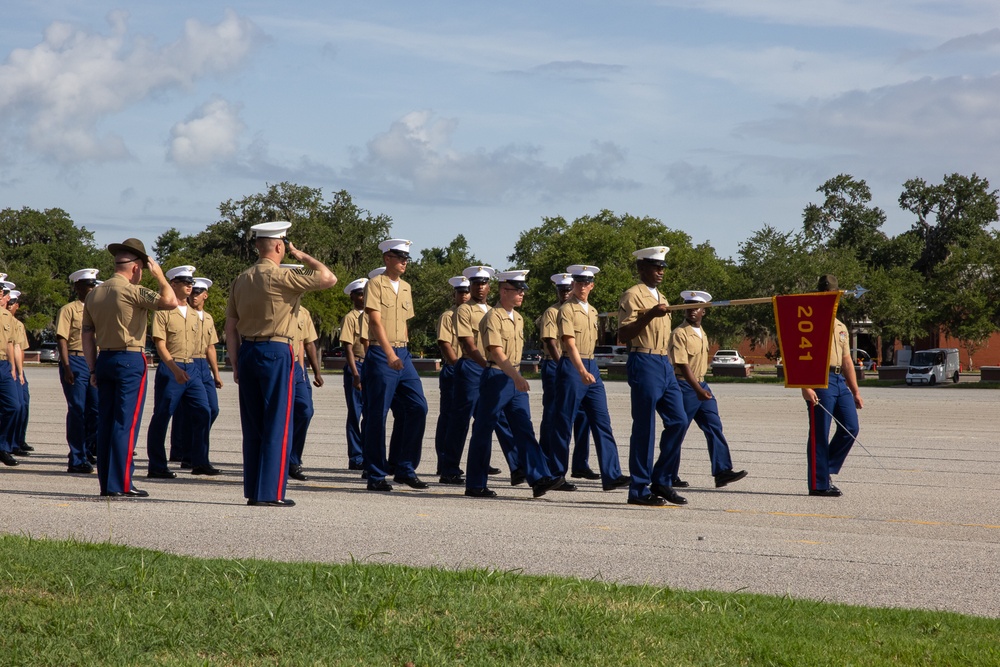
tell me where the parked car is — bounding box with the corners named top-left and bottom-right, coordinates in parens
top-left (851, 348), bottom-right (875, 370)
top-left (906, 348), bottom-right (961, 386)
top-left (711, 349), bottom-right (745, 366)
top-left (521, 349), bottom-right (541, 362)
top-left (38, 342), bottom-right (59, 363)
top-left (594, 345), bottom-right (628, 368)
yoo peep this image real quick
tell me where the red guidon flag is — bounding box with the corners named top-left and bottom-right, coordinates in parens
top-left (773, 291), bottom-right (841, 389)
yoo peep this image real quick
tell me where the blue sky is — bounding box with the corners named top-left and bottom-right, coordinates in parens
top-left (3, 1), bottom-right (1000, 270)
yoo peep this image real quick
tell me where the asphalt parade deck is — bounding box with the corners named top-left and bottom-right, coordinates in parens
top-left (2, 366), bottom-right (998, 618)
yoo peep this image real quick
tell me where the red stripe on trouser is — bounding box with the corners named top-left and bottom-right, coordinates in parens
top-left (276, 344), bottom-right (294, 500)
top-left (124, 354), bottom-right (147, 492)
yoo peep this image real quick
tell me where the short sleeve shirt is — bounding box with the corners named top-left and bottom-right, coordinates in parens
top-left (437, 306), bottom-right (463, 361)
top-left (225, 259), bottom-right (329, 339)
top-left (618, 284), bottom-right (671, 354)
top-left (363, 274), bottom-right (413, 344)
top-left (82, 273), bottom-right (160, 349)
top-left (0, 310), bottom-right (12, 355)
top-left (535, 304), bottom-right (560, 360)
top-left (152, 307), bottom-right (200, 360)
top-left (669, 321), bottom-right (709, 382)
top-left (480, 307), bottom-right (523, 363)
top-left (455, 302), bottom-right (490, 349)
top-left (557, 297), bottom-right (599, 357)
top-left (829, 319), bottom-right (850, 366)
top-left (340, 309), bottom-right (365, 359)
top-left (56, 300), bottom-right (86, 351)
top-left (13, 318), bottom-right (27, 349)
top-left (192, 311), bottom-right (219, 359)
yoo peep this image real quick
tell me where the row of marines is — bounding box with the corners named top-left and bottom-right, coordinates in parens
top-left (6, 222), bottom-right (856, 506)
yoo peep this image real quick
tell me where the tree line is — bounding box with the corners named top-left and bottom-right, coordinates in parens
top-left (2, 174), bottom-right (998, 364)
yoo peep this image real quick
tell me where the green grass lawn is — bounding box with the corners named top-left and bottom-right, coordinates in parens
top-left (2, 535), bottom-right (998, 666)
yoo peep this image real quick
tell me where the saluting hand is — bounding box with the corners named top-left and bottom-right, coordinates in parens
top-left (146, 257), bottom-right (165, 280)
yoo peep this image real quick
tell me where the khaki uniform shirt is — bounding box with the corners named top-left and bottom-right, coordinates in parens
top-left (191, 311), bottom-right (218, 359)
top-left (437, 305), bottom-right (463, 362)
top-left (557, 296), bottom-right (599, 358)
top-left (0, 309), bottom-right (12, 360)
top-left (363, 274), bottom-right (413, 345)
top-left (829, 319), bottom-right (850, 366)
top-left (83, 273), bottom-right (160, 349)
top-left (535, 304), bottom-right (560, 360)
top-left (153, 306), bottom-right (200, 361)
top-left (13, 318), bottom-right (27, 350)
top-left (225, 259), bottom-right (328, 339)
top-left (455, 302), bottom-right (490, 350)
top-left (340, 308), bottom-right (365, 359)
top-left (480, 307), bottom-right (523, 365)
top-left (56, 300), bottom-right (86, 351)
top-left (294, 306), bottom-right (318, 367)
top-left (669, 321), bottom-right (709, 383)
top-left (618, 284), bottom-right (670, 355)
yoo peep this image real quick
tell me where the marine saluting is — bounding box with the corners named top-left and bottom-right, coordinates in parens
top-left (224, 221), bottom-right (337, 507)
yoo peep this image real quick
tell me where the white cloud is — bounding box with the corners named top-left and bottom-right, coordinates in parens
top-left (168, 98), bottom-right (245, 167)
top-left (0, 9), bottom-right (260, 163)
top-left (342, 111), bottom-right (638, 204)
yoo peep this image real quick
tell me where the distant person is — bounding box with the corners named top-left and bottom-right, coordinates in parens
top-left (536, 272), bottom-right (595, 480)
top-left (802, 274), bottom-right (863, 497)
top-left (6, 290), bottom-right (31, 458)
top-left (287, 286), bottom-right (324, 482)
top-left (435, 275), bottom-right (470, 485)
top-left (82, 238), bottom-right (178, 497)
top-left (361, 239), bottom-right (428, 492)
top-left (666, 290), bottom-right (748, 489)
top-left (169, 276), bottom-right (223, 475)
top-left (464, 270), bottom-right (565, 499)
top-left (550, 264), bottom-right (630, 493)
top-left (339, 277), bottom-right (368, 471)
top-left (57, 269), bottom-right (100, 473)
top-left (0, 279), bottom-right (21, 467)
top-left (616, 246), bottom-right (688, 506)
top-left (224, 222), bottom-right (337, 507)
top-left (145, 265), bottom-right (211, 481)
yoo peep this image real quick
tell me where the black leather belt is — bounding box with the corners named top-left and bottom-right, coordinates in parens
top-left (68, 350), bottom-right (86, 356)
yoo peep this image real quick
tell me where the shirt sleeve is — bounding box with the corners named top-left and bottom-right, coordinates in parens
top-left (618, 288), bottom-right (641, 327)
top-left (205, 315), bottom-right (219, 346)
top-left (480, 310), bottom-right (503, 350)
top-left (124, 283), bottom-right (160, 311)
top-left (669, 327), bottom-right (691, 365)
top-left (152, 311), bottom-right (168, 340)
top-left (437, 310), bottom-right (454, 343)
top-left (557, 303), bottom-right (575, 340)
top-left (56, 305), bottom-right (72, 340)
top-left (363, 279), bottom-right (382, 313)
top-left (454, 304), bottom-right (475, 338)
top-left (303, 312), bottom-right (319, 344)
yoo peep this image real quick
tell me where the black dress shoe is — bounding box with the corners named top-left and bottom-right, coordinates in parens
top-left (487, 466), bottom-right (501, 475)
top-left (465, 487), bottom-right (498, 498)
top-left (67, 463), bottom-right (94, 474)
top-left (361, 470), bottom-right (369, 479)
top-left (715, 469), bottom-right (748, 488)
top-left (808, 487), bottom-right (843, 497)
top-left (348, 461), bottom-right (365, 471)
top-left (12, 447), bottom-right (29, 457)
top-left (510, 469), bottom-right (527, 486)
top-left (554, 481), bottom-right (578, 491)
top-left (532, 475), bottom-right (565, 498)
top-left (147, 469), bottom-right (176, 479)
top-left (180, 461), bottom-right (193, 469)
top-left (571, 469), bottom-right (601, 480)
top-left (191, 465), bottom-right (221, 476)
top-left (102, 487), bottom-right (149, 498)
top-left (393, 475), bottom-right (429, 489)
top-left (367, 479), bottom-right (393, 492)
top-left (247, 498), bottom-right (296, 507)
top-left (19, 443), bottom-right (34, 452)
top-left (87, 454), bottom-right (98, 464)
top-left (0, 451), bottom-right (19, 466)
top-left (439, 474), bottom-right (465, 485)
top-left (288, 465), bottom-right (308, 481)
top-left (602, 475), bottom-right (631, 491)
top-left (672, 477), bottom-right (690, 488)
top-left (628, 495), bottom-right (667, 507)
top-left (650, 484), bottom-right (688, 505)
